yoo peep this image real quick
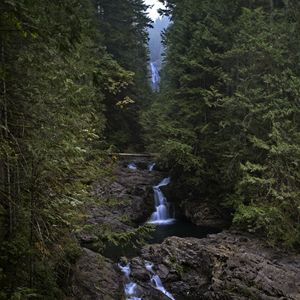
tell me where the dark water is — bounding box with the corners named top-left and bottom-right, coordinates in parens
top-left (102, 219), bottom-right (221, 261)
top-left (149, 218), bottom-right (221, 244)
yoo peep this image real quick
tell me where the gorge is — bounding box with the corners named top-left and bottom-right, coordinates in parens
top-left (1, 1), bottom-right (300, 299)
top-left (71, 157), bottom-right (300, 300)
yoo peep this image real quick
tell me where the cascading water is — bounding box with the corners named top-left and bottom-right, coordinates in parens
top-left (119, 263), bottom-right (131, 277)
top-left (118, 263), bottom-right (141, 300)
top-left (148, 177), bottom-right (175, 225)
top-left (145, 261), bottom-right (175, 300)
top-left (148, 162), bottom-right (156, 172)
top-left (128, 162), bottom-right (137, 170)
top-left (119, 261), bottom-right (175, 300)
top-left (150, 62), bottom-right (160, 91)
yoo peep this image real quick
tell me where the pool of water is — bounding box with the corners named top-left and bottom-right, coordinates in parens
top-left (149, 218), bottom-right (221, 244)
top-left (102, 219), bottom-right (221, 261)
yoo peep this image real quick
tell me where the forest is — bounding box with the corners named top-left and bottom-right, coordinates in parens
top-left (143, 0), bottom-right (300, 247)
top-left (0, 0), bottom-right (299, 299)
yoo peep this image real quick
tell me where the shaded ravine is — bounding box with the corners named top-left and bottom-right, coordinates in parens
top-left (118, 168), bottom-right (176, 300)
top-left (71, 157), bottom-right (163, 299)
top-left (72, 157), bottom-right (222, 299)
top-left (71, 158), bottom-right (300, 300)
top-left (118, 162), bottom-right (220, 300)
top-left (117, 161), bottom-right (300, 300)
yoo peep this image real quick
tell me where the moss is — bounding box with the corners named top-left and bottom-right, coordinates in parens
top-left (166, 256), bottom-right (191, 277)
top-left (63, 240), bottom-right (83, 264)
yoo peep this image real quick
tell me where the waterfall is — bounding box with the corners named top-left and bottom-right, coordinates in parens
top-left (145, 261), bottom-right (175, 300)
top-left (148, 177), bottom-right (175, 225)
top-left (148, 162), bottom-right (156, 172)
top-left (145, 261), bottom-right (155, 273)
top-left (150, 62), bottom-right (160, 91)
top-left (118, 263), bottom-right (141, 300)
top-left (118, 263), bottom-right (131, 277)
top-left (119, 261), bottom-right (175, 300)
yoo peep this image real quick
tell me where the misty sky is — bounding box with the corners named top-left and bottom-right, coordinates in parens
top-left (144, 0), bottom-right (165, 20)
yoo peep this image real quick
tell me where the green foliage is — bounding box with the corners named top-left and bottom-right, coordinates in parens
top-left (98, 224), bottom-right (154, 250)
top-left (96, 0), bottom-right (152, 150)
top-left (80, 221), bottom-right (154, 256)
top-left (0, 0), bottom-right (151, 297)
top-left (143, 0), bottom-right (300, 249)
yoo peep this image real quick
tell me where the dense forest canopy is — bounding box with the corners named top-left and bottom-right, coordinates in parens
top-left (0, 0), bottom-right (151, 298)
top-left (1, 0), bottom-right (300, 298)
top-left (143, 0), bottom-right (300, 248)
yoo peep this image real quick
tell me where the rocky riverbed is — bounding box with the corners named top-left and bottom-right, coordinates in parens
top-left (69, 158), bottom-right (300, 300)
top-left (130, 231), bottom-right (300, 300)
top-left (76, 158), bottom-right (161, 249)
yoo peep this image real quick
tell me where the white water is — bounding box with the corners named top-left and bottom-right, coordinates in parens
top-left (145, 261), bottom-right (175, 300)
top-left (151, 275), bottom-right (175, 300)
top-left (128, 163), bottom-right (137, 170)
top-left (150, 62), bottom-right (160, 91)
top-left (118, 263), bottom-right (131, 277)
top-left (148, 177), bottom-right (175, 225)
top-left (148, 162), bottom-right (156, 172)
top-left (118, 263), bottom-right (141, 300)
top-left (145, 261), bottom-right (154, 273)
top-left (119, 261), bottom-right (175, 300)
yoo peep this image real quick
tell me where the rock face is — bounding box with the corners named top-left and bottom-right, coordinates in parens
top-left (129, 231), bottom-right (300, 300)
top-left (77, 157), bottom-right (162, 246)
top-left (71, 157), bottom-right (164, 299)
top-left (71, 248), bottom-right (123, 300)
top-left (70, 158), bottom-right (300, 300)
top-left (181, 200), bottom-right (230, 228)
top-left (90, 158), bottom-right (161, 226)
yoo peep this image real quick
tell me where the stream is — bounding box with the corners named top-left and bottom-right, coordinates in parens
top-left (73, 159), bottom-right (300, 300)
top-left (118, 162), bottom-right (220, 300)
top-left (147, 175), bottom-right (219, 243)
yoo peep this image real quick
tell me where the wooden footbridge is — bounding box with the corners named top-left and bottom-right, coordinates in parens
top-left (108, 153), bottom-right (158, 158)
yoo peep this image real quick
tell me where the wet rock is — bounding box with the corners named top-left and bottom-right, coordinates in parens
top-left (77, 158), bottom-right (163, 253)
top-left (90, 159), bottom-right (162, 229)
top-left (182, 200), bottom-right (230, 228)
top-left (72, 157), bottom-right (164, 299)
top-left (77, 232), bottom-right (98, 244)
top-left (130, 231), bottom-right (300, 300)
top-left (157, 264), bottom-right (170, 279)
top-left (71, 248), bottom-right (122, 300)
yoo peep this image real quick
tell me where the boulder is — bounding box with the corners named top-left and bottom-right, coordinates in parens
top-left (181, 200), bottom-right (230, 228)
top-left (71, 248), bottom-right (123, 300)
top-left (130, 231), bottom-right (300, 300)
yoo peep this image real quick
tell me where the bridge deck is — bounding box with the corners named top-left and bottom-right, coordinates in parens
top-left (108, 153), bottom-right (158, 158)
